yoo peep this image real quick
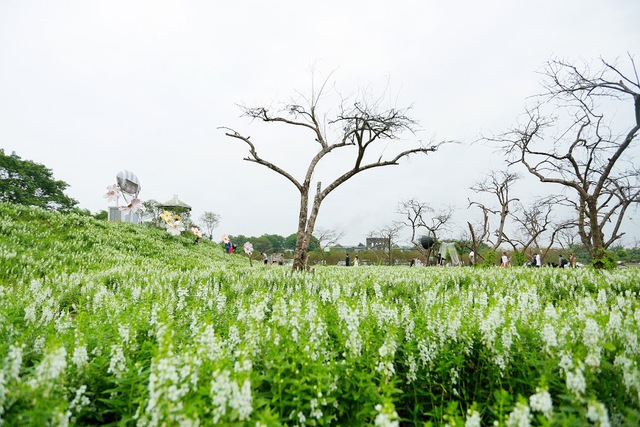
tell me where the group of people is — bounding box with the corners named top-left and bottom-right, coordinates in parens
top-left (536, 250), bottom-right (577, 268)
top-left (557, 253), bottom-right (577, 268)
top-left (464, 249), bottom-right (579, 268)
top-left (344, 254), bottom-right (359, 266)
top-left (222, 235), bottom-right (237, 254)
top-left (261, 252), bottom-right (285, 265)
top-left (224, 241), bottom-right (578, 269)
top-left (498, 250), bottom-right (578, 268)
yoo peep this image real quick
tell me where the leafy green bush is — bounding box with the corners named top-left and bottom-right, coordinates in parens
top-left (511, 250), bottom-right (527, 266)
top-left (480, 249), bottom-right (497, 267)
top-left (591, 248), bottom-right (617, 270)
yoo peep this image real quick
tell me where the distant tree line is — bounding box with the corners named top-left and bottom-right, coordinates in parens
top-left (228, 233), bottom-right (319, 255)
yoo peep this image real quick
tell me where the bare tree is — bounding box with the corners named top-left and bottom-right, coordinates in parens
top-left (557, 225), bottom-right (579, 251)
top-left (509, 195), bottom-right (576, 260)
top-left (398, 199), bottom-right (428, 245)
top-left (465, 203), bottom-right (491, 265)
top-left (497, 56), bottom-right (640, 261)
top-left (369, 223), bottom-right (402, 265)
top-left (508, 197), bottom-right (555, 251)
top-left (468, 170), bottom-right (520, 250)
top-left (507, 195), bottom-right (574, 254)
top-left (398, 198), bottom-right (453, 262)
top-left (199, 211), bottom-right (221, 240)
top-left (313, 226), bottom-right (346, 260)
top-left (221, 76), bottom-right (442, 270)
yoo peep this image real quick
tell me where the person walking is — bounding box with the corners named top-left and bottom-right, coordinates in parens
top-left (559, 254), bottom-right (569, 268)
top-left (500, 251), bottom-right (509, 267)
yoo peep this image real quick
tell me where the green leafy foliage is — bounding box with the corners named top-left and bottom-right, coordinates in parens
top-left (511, 250), bottom-right (527, 266)
top-left (480, 249), bottom-right (498, 268)
top-left (591, 248), bottom-right (617, 270)
top-left (230, 233), bottom-right (319, 254)
top-left (0, 149), bottom-right (77, 211)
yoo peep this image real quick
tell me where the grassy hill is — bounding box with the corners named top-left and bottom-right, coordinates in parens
top-left (0, 202), bottom-right (241, 286)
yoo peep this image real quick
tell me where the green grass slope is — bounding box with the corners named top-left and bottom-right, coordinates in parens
top-left (0, 202), bottom-right (240, 286)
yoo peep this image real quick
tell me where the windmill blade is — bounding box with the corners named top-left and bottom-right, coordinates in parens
top-left (116, 170), bottom-right (141, 195)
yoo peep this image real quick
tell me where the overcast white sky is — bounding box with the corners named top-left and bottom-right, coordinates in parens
top-left (2, 0), bottom-right (639, 246)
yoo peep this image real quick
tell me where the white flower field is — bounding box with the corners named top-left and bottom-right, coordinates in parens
top-left (1, 203), bottom-right (639, 426)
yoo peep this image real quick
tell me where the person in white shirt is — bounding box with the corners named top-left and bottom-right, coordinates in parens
top-left (500, 251), bottom-right (509, 267)
top-left (535, 250), bottom-right (542, 267)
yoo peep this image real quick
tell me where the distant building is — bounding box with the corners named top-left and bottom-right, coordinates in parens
top-left (159, 194), bottom-right (192, 223)
top-left (108, 207), bottom-right (141, 224)
top-left (159, 194), bottom-right (192, 213)
top-left (333, 242), bottom-right (367, 253)
top-left (366, 237), bottom-right (390, 250)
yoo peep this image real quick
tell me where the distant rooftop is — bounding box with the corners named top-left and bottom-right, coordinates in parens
top-left (160, 194), bottom-right (191, 210)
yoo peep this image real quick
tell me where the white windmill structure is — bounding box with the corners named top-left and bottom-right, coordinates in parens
top-left (107, 170), bottom-right (143, 223)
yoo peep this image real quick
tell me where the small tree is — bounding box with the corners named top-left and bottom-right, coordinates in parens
top-left (398, 198), bottom-right (453, 263)
top-left (369, 223), bottom-right (402, 265)
top-left (468, 170), bottom-right (520, 250)
top-left (200, 211), bottom-right (221, 240)
top-left (0, 149), bottom-right (77, 211)
top-left (313, 227), bottom-right (346, 260)
top-left (142, 200), bottom-right (162, 225)
top-left (508, 195), bottom-right (575, 258)
top-left (221, 75), bottom-right (442, 270)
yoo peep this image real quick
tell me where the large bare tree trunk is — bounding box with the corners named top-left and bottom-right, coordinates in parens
top-left (587, 199), bottom-right (605, 255)
top-left (221, 75), bottom-right (442, 271)
top-left (468, 222), bottom-right (478, 266)
top-left (292, 188), bottom-right (311, 270)
top-left (293, 185), bottom-right (324, 270)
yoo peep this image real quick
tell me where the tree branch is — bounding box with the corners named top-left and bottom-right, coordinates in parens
top-left (218, 127), bottom-right (303, 191)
